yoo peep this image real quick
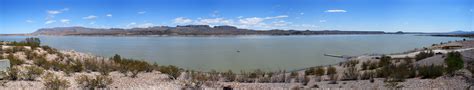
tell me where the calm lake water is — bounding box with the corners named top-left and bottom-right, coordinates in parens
top-left (0, 35), bottom-right (467, 71)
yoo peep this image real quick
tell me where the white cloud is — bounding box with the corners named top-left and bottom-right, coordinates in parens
top-left (300, 13), bottom-right (305, 15)
top-left (45, 20), bottom-right (56, 24)
top-left (138, 11), bottom-right (146, 14)
top-left (126, 22), bottom-right (155, 28)
top-left (264, 15), bottom-right (288, 19)
top-left (325, 9), bottom-right (347, 13)
top-left (60, 19), bottom-right (70, 24)
top-left (271, 20), bottom-right (290, 27)
top-left (239, 15), bottom-right (288, 25)
top-left (239, 17), bottom-right (265, 25)
top-left (126, 22), bottom-right (137, 27)
top-left (137, 23), bottom-right (154, 28)
top-left (195, 18), bottom-right (233, 25)
top-left (46, 8), bottom-right (69, 20)
top-left (106, 14), bottom-right (112, 17)
top-left (319, 20), bottom-right (327, 23)
top-left (83, 15), bottom-right (98, 20)
top-left (173, 17), bottom-right (193, 24)
top-left (89, 22), bottom-right (95, 25)
top-left (25, 20), bottom-right (34, 23)
top-left (47, 10), bottom-right (61, 15)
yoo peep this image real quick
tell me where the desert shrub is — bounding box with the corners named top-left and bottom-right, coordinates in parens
top-left (83, 58), bottom-right (100, 72)
top-left (6, 67), bottom-right (20, 80)
top-left (444, 51), bottom-right (463, 74)
top-left (467, 61), bottom-right (474, 78)
top-left (24, 66), bottom-right (44, 81)
top-left (403, 56), bottom-right (413, 64)
top-left (128, 60), bottom-right (149, 78)
top-left (0, 53), bottom-right (4, 59)
top-left (378, 55), bottom-right (391, 67)
top-left (341, 67), bottom-right (359, 81)
top-left (43, 72), bottom-right (70, 90)
top-left (8, 53), bottom-right (24, 66)
top-left (344, 60), bottom-right (359, 68)
top-left (387, 62), bottom-right (414, 82)
top-left (41, 45), bottom-right (59, 54)
top-left (76, 75), bottom-right (113, 89)
top-left (305, 67), bottom-right (325, 76)
top-left (418, 64), bottom-right (444, 79)
top-left (415, 50), bottom-right (434, 61)
top-left (362, 61), bottom-right (379, 70)
top-left (34, 57), bottom-right (52, 70)
top-left (360, 71), bottom-right (376, 80)
top-left (98, 60), bottom-right (114, 76)
top-left (326, 66), bottom-right (337, 75)
top-left (222, 70), bottom-right (236, 82)
top-left (111, 55), bottom-right (154, 77)
top-left (159, 65), bottom-right (182, 79)
top-left (376, 65), bottom-right (392, 78)
top-left (70, 60), bottom-right (84, 72)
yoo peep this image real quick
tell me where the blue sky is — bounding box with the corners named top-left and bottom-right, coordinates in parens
top-left (0, 0), bottom-right (472, 34)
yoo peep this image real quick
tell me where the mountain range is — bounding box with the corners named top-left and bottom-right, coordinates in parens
top-left (32, 25), bottom-right (385, 36)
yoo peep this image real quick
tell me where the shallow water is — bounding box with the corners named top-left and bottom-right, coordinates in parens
top-left (0, 35), bottom-right (467, 71)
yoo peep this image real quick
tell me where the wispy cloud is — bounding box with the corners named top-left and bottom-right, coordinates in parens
top-left (46, 8), bottom-right (69, 20)
top-left (173, 17), bottom-right (193, 24)
top-left (319, 20), bottom-right (327, 23)
top-left (44, 20), bottom-right (56, 24)
top-left (325, 9), bottom-right (347, 13)
top-left (83, 15), bottom-right (98, 20)
top-left (195, 18), bottom-right (233, 25)
top-left (60, 19), bottom-right (70, 24)
top-left (106, 14), bottom-right (112, 17)
top-left (126, 22), bottom-right (154, 28)
top-left (239, 15), bottom-right (289, 25)
top-left (25, 20), bottom-right (34, 23)
top-left (138, 11), bottom-right (146, 14)
top-left (264, 15), bottom-right (288, 19)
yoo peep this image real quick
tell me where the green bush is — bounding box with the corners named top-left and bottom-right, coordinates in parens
top-left (418, 64), bottom-right (444, 79)
top-left (42, 72), bottom-right (70, 90)
top-left (24, 66), bottom-right (44, 81)
top-left (415, 50), bottom-right (434, 61)
top-left (158, 65), bottom-right (182, 79)
top-left (444, 51), bottom-right (463, 74)
top-left (76, 75), bottom-right (113, 89)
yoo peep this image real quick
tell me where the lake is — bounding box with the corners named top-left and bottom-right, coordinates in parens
top-left (0, 35), bottom-right (467, 71)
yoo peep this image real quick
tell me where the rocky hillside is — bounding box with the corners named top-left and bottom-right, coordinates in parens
top-left (32, 25), bottom-right (385, 36)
